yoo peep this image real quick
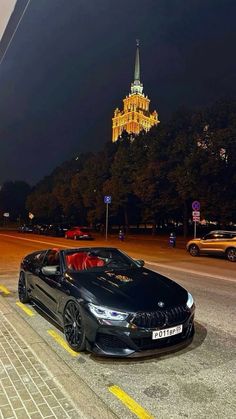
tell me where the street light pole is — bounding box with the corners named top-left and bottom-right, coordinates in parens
top-left (104, 196), bottom-right (112, 241)
top-left (105, 203), bottom-right (108, 241)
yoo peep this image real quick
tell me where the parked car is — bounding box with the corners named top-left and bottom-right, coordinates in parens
top-left (65, 226), bottom-right (93, 240)
top-left (18, 247), bottom-right (195, 357)
top-left (187, 230), bottom-right (236, 262)
top-left (33, 224), bottom-right (49, 235)
top-left (44, 224), bottom-right (71, 237)
top-left (18, 224), bottom-right (34, 233)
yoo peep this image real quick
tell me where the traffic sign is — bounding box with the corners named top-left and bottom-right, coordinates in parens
top-left (104, 195), bottom-right (112, 204)
top-left (192, 201), bottom-right (200, 211)
top-left (192, 216), bottom-right (200, 222)
top-left (3, 212), bottom-right (9, 217)
top-left (192, 211), bottom-right (200, 216)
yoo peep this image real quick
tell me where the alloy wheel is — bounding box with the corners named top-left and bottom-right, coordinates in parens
top-left (226, 248), bottom-right (236, 262)
top-left (189, 244), bottom-right (199, 257)
top-left (63, 301), bottom-right (85, 351)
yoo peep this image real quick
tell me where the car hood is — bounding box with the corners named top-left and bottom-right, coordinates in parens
top-left (70, 267), bottom-right (188, 312)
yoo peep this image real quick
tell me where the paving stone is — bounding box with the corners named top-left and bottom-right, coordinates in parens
top-left (39, 386), bottom-right (52, 397)
top-left (1, 404), bottom-right (14, 418)
top-left (68, 411), bottom-right (81, 419)
top-left (52, 406), bottom-right (69, 418)
top-left (31, 394), bottom-right (45, 405)
top-left (23, 398), bottom-right (39, 414)
top-left (44, 394), bottom-right (60, 408)
top-left (4, 386), bottom-right (17, 398)
top-left (29, 413), bottom-right (44, 419)
top-left (0, 393), bottom-right (8, 405)
top-left (13, 408), bottom-right (31, 418)
top-left (51, 388), bottom-right (65, 400)
top-left (37, 402), bottom-right (54, 417)
top-left (0, 310), bottom-right (84, 419)
top-left (16, 389), bottom-right (31, 401)
top-left (8, 397), bottom-right (23, 410)
top-left (1, 378), bottom-right (12, 387)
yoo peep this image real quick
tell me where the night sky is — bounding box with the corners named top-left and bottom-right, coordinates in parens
top-left (0, 0), bottom-right (235, 185)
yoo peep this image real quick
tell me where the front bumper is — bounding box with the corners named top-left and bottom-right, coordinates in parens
top-left (84, 307), bottom-right (195, 357)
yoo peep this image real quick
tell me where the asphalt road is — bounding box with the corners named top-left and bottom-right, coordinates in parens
top-left (0, 231), bottom-right (235, 419)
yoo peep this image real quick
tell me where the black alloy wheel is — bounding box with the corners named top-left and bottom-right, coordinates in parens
top-left (189, 244), bottom-right (200, 257)
top-left (63, 301), bottom-right (86, 352)
top-left (18, 272), bottom-right (30, 303)
top-left (226, 248), bottom-right (236, 262)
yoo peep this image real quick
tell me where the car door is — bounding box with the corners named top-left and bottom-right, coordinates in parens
top-left (34, 250), bottom-right (64, 317)
top-left (26, 251), bottom-right (47, 299)
top-left (200, 233), bottom-right (226, 254)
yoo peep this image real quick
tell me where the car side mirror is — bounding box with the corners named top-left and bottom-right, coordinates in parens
top-left (136, 260), bottom-right (145, 267)
top-left (42, 265), bottom-right (60, 276)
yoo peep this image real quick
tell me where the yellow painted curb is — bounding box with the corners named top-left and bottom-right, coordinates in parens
top-left (0, 285), bottom-right (11, 295)
top-left (47, 329), bottom-right (79, 357)
top-left (109, 385), bottom-right (155, 419)
top-left (16, 301), bottom-right (34, 316)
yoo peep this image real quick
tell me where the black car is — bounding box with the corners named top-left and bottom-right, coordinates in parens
top-left (18, 224), bottom-right (34, 233)
top-left (44, 224), bottom-right (71, 237)
top-left (18, 247), bottom-right (195, 357)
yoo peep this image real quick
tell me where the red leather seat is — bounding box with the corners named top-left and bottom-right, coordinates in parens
top-left (83, 256), bottom-right (104, 269)
top-left (66, 253), bottom-right (87, 271)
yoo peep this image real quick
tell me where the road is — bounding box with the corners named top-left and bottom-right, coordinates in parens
top-left (0, 231), bottom-right (235, 419)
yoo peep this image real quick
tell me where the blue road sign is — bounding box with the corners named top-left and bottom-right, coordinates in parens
top-left (104, 195), bottom-right (112, 204)
top-left (192, 201), bottom-right (200, 211)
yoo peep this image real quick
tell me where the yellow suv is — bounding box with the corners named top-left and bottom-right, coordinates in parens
top-left (187, 230), bottom-right (236, 262)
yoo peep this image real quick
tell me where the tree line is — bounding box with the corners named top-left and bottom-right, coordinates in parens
top-left (1, 100), bottom-right (235, 235)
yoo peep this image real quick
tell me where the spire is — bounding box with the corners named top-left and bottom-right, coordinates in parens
top-left (134, 39), bottom-right (140, 82)
top-left (131, 39), bottom-right (143, 95)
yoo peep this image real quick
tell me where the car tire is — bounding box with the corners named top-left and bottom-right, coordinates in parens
top-left (189, 244), bottom-right (199, 257)
top-left (63, 301), bottom-right (86, 352)
top-left (18, 272), bottom-right (30, 303)
top-left (226, 247), bottom-right (236, 262)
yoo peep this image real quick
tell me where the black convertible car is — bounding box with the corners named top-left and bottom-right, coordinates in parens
top-left (18, 247), bottom-right (195, 357)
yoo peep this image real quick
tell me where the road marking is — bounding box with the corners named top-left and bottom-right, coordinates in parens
top-left (0, 285), bottom-right (11, 295)
top-left (0, 233), bottom-right (71, 248)
top-left (1, 233), bottom-right (234, 282)
top-left (145, 261), bottom-right (236, 283)
top-left (16, 301), bottom-right (34, 316)
top-left (47, 329), bottom-right (79, 357)
top-left (109, 385), bottom-right (154, 419)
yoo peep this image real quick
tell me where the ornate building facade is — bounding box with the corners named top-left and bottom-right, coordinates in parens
top-left (112, 41), bottom-right (159, 142)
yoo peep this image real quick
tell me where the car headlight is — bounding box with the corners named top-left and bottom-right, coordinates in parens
top-left (187, 292), bottom-right (194, 309)
top-left (88, 303), bottom-right (129, 321)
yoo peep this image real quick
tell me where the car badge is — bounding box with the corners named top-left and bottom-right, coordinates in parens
top-left (115, 274), bottom-right (133, 283)
top-left (158, 301), bottom-right (165, 308)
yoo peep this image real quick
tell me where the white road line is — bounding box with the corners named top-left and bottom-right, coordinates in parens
top-left (1, 233), bottom-right (235, 283)
top-left (145, 261), bottom-right (236, 283)
top-left (0, 234), bottom-right (73, 248)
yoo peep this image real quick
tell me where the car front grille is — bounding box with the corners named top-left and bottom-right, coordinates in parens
top-left (131, 305), bottom-right (189, 329)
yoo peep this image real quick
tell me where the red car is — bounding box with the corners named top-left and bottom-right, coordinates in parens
top-left (65, 227), bottom-right (93, 240)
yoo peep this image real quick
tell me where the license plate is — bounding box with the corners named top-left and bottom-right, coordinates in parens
top-left (152, 324), bottom-right (183, 340)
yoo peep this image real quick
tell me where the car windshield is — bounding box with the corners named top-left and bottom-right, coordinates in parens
top-left (65, 248), bottom-right (137, 272)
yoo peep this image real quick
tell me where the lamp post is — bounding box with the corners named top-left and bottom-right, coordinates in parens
top-left (104, 196), bottom-right (112, 240)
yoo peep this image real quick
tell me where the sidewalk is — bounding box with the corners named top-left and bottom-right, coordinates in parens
top-left (0, 296), bottom-right (117, 419)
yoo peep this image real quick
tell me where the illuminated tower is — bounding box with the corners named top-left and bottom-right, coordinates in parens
top-left (112, 40), bottom-right (159, 142)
